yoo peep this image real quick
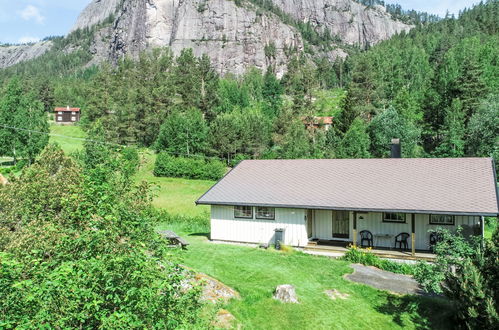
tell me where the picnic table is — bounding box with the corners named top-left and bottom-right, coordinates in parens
top-left (158, 230), bottom-right (190, 249)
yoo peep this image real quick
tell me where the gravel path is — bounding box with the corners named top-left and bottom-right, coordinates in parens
top-left (345, 264), bottom-right (423, 295)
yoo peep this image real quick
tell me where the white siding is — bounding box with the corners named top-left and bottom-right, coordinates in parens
top-left (211, 206), bottom-right (308, 247)
top-left (356, 212), bottom-right (480, 250)
top-left (211, 205), bottom-right (481, 251)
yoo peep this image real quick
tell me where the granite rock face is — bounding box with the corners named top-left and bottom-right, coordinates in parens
top-left (0, 42), bottom-right (52, 69)
top-left (70, 0), bottom-right (121, 33)
top-left (1, 0), bottom-right (412, 75)
top-left (271, 0), bottom-right (412, 48)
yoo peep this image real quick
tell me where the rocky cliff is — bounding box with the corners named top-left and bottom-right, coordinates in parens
top-left (0, 0), bottom-right (412, 75)
top-left (0, 41), bottom-right (52, 69)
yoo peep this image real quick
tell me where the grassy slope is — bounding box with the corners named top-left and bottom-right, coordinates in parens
top-left (48, 125), bottom-right (214, 217)
top-left (49, 123), bottom-right (86, 154)
top-left (135, 151), bottom-right (213, 217)
top-left (174, 232), bottom-right (453, 330)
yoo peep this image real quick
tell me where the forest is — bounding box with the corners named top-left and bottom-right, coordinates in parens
top-left (0, 1), bottom-right (497, 168)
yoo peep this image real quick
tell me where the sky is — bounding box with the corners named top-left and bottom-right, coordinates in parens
top-left (0, 0), bottom-right (482, 44)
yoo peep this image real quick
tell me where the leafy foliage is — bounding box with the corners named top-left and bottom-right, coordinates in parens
top-left (0, 78), bottom-right (49, 163)
top-left (154, 153), bottom-right (226, 181)
top-left (413, 228), bottom-right (498, 328)
top-left (343, 245), bottom-right (415, 275)
top-left (0, 144), bottom-right (205, 328)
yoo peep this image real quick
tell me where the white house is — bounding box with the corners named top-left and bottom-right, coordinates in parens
top-left (196, 156), bottom-right (498, 256)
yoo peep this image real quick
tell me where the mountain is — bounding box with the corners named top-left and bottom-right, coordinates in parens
top-left (0, 0), bottom-right (411, 76)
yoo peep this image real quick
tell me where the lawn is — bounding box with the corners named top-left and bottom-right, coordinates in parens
top-left (135, 151), bottom-right (214, 217)
top-left (47, 125), bottom-right (214, 216)
top-left (49, 123), bottom-right (86, 154)
top-left (169, 229), bottom-right (453, 329)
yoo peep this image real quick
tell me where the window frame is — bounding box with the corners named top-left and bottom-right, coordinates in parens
top-left (234, 205), bottom-right (253, 219)
top-left (255, 206), bottom-right (275, 220)
top-left (429, 214), bottom-right (455, 226)
top-left (57, 116), bottom-right (63, 121)
top-left (382, 212), bottom-right (406, 223)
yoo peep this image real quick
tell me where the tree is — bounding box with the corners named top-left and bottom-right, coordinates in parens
top-left (337, 118), bottom-right (371, 159)
top-left (174, 49), bottom-right (202, 108)
top-left (154, 108), bottom-right (208, 156)
top-left (0, 145), bottom-right (204, 328)
top-left (277, 119), bottom-right (311, 159)
top-left (434, 98), bottom-right (465, 157)
top-left (456, 56), bottom-right (487, 121)
top-left (368, 107), bottom-right (421, 158)
top-left (262, 68), bottom-right (283, 118)
top-left (0, 78), bottom-right (49, 164)
top-left (467, 94), bottom-right (499, 159)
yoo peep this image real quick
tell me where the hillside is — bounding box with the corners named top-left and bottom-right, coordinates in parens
top-left (0, 0), bottom-right (412, 76)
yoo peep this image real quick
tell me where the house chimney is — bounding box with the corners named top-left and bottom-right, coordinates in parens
top-left (67, 105), bottom-right (70, 110)
top-left (390, 139), bottom-right (401, 158)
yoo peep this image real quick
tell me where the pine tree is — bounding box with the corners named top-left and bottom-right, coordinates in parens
top-left (435, 98), bottom-right (465, 157)
top-left (456, 56), bottom-right (487, 121)
top-left (337, 118), bottom-right (371, 159)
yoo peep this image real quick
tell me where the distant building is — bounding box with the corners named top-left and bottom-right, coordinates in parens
top-left (302, 116), bottom-right (333, 131)
top-left (55, 106), bottom-right (81, 124)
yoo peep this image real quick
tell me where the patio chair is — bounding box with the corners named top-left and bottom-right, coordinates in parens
top-left (429, 231), bottom-right (443, 252)
top-left (359, 230), bottom-right (373, 248)
top-left (394, 232), bottom-right (410, 250)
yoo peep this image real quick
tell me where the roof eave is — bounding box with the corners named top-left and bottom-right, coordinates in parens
top-left (196, 200), bottom-right (498, 217)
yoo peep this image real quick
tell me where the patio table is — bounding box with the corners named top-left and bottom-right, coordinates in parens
top-left (373, 234), bottom-right (393, 249)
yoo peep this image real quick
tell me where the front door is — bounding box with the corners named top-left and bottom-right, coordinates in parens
top-left (307, 210), bottom-right (313, 238)
top-left (332, 210), bottom-right (349, 239)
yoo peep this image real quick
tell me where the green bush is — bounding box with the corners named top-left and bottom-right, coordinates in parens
top-left (413, 261), bottom-right (444, 294)
top-left (413, 228), bottom-right (499, 328)
top-left (0, 145), bottom-right (206, 328)
top-left (343, 245), bottom-right (415, 275)
top-left (153, 153), bottom-right (226, 180)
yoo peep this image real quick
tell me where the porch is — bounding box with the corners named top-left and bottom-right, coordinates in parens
top-left (305, 209), bottom-right (483, 259)
top-left (305, 239), bottom-right (436, 261)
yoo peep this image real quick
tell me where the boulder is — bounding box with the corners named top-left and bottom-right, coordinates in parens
top-left (273, 284), bottom-right (299, 303)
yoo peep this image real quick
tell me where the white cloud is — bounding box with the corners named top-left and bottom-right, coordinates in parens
top-left (18, 36), bottom-right (40, 44)
top-left (20, 5), bottom-right (45, 24)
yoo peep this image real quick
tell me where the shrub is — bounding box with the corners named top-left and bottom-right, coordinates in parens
top-left (413, 261), bottom-right (444, 294)
top-left (343, 245), bottom-right (414, 275)
top-left (0, 145), bottom-right (207, 328)
top-left (413, 228), bottom-right (499, 328)
top-left (154, 153), bottom-right (226, 180)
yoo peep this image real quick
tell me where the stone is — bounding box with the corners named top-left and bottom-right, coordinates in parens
top-left (212, 309), bottom-right (236, 329)
top-left (273, 284), bottom-right (299, 303)
top-left (196, 273), bottom-right (240, 303)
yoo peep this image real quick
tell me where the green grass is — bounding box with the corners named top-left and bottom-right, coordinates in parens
top-left (170, 229), bottom-right (453, 329)
top-left (47, 125), bottom-right (214, 216)
top-left (49, 123), bottom-right (86, 154)
top-left (135, 151), bottom-right (214, 217)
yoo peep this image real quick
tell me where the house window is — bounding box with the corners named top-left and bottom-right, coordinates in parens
top-left (256, 207), bottom-right (275, 220)
top-left (57, 116), bottom-right (62, 121)
top-left (71, 116), bottom-right (76, 121)
top-left (430, 214), bottom-right (455, 225)
top-left (234, 205), bottom-right (252, 219)
top-left (71, 111), bottom-right (76, 115)
top-left (383, 212), bottom-right (406, 223)
top-left (58, 111), bottom-right (63, 114)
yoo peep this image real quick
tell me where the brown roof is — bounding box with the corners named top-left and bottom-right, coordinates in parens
top-left (197, 158), bottom-right (499, 216)
top-left (55, 107), bottom-right (80, 112)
